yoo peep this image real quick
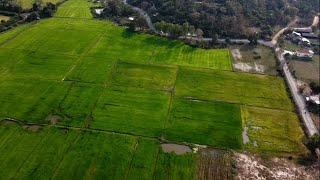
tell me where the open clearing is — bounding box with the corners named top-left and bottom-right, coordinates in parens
top-left (0, 0), bottom-right (309, 178)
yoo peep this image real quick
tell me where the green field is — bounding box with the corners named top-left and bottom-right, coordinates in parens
top-left (0, 122), bottom-right (195, 180)
top-left (164, 98), bottom-right (242, 149)
top-left (54, 0), bottom-right (99, 19)
top-left (241, 106), bottom-right (307, 154)
top-left (175, 67), bottom-right (293, 111)
top-left (15, 0), bottom-right (64, 10)
top-left (0, 0), bottom-right (307, 178)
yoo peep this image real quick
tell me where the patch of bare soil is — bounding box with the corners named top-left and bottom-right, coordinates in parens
top-left (46, 114), bottom-right (62, 125)
top-left (0, 120), bottom-right (17, 125)
top-left (231, 49), bottom-right (242, 60)
top-left (196, 149), bottom-right (234, 180)
top-left (161, 143), bottom-right (191, 155)
top-left (234, 153), bottom-right (320, 180)
top-left (233, 63), bottom-right (253, 72)
top-left (23, 125), bottom-right (41, 132)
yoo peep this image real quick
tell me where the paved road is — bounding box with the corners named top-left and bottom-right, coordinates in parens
top-left (123, 0), bottom-right (155, 31)
top-left (278, 53), bottom-right (318, 136)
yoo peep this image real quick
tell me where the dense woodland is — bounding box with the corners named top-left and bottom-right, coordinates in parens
top-left (127, 0), bottom-right (319, 38)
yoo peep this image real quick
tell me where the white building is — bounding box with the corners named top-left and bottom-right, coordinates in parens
top-left (306, 95), bottom-right (320, 105)
top-left (296, 49), bottom-right (314, 58)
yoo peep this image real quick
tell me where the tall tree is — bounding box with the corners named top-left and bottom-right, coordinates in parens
top-left (195, 28), bottom-right (203, 40)
top-left (182, 22), bottom-right (190, 38)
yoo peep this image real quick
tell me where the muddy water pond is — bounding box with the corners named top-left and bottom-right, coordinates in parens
top-left (161, 143), bottom-right (191, 155)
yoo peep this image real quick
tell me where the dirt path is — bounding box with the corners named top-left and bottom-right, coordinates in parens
top-left (271, 16), bottom-right (298, 45)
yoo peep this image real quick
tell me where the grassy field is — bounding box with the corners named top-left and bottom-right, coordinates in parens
top-left (15, 0), bottom-right (64, 10)
top-left (54, 0), bottom-right (99, 19)
top-left (164, 98), bottom-right (242, 149)
top-left (0, 0), bottom-right (308, 177)
top-left (230, 45), bottom-right (278, 75)
top-left (0, 122), bottom-right (196, 179)
top-left (91, 86), bottom-right (171, 137)
top-left (175, 67), bottom-right (293, 111)
top-left (290, 55), bottom-right (320, 82)
top-left (241, 106), bottom-right (307, 154)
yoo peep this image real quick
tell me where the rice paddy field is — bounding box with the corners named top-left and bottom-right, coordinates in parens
top-left (0, 0), bottom-right (308, 178)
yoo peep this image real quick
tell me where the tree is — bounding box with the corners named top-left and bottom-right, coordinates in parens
top-left (304, 134), bottom-right (320, 154)
top-left (195, 28), bottom-right (203, 40)
top-left (135, 16), bottom-right (148, 30)
top-left (248, 33), bottom-right (258, 45)
top-left (189, 25), bottom-right (195, 36)
top-left (211, 33), bottom-right (219, 45)
top-left (225, 37), bottom-right (231, 44)
top-left (182, 22), bottom-right (190, 38)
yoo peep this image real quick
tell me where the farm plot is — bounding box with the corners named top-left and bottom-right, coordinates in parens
top-left (152, 38), bottom-right (232, 70)
top-left (54, 82), bottom-right (104, 127)
top-left (0, 23), bottom-right (33, 45)
top-left (3, 26), bottom-right (102, 56)
top-left (241, 106), bottom-right (307, 154)
top-left (175, 67), bottom-right (293, 111)
top-left (164, 98), bottom-right (242, 149)
top-left (0, 77), bottom-right (70, 123)
top-left (0, 123), bottom-right (49, 180)
top-left (8, 51), bottom-right (78, 80)
top-left (91, 86), bottom-right (171, 137)
top-left (15, 0), bottom-right (64, 10)
top-left (65, 56), bottom-right (116, 84)
top-left (34, 18), bottom-right (113, 32)
top-left (111, 62), bottom-right (178, 90)
top-left (0, 122), bottom-right (197, 179)
top-left (54, 0), bottom-right (99, 19)
top-left (87, 26), bottom-right (157, 62)
top-left (0, 48), bottom-right (30, 74)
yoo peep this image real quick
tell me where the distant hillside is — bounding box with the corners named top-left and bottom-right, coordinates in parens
top-left (127, 0), bottom-right (319, 38)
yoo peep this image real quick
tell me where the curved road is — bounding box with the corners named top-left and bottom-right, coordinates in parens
top-left (123, 0), bottom-right (155, 31)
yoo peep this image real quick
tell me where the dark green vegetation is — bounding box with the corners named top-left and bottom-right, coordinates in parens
top-left (127, 0), bottom-right (318, 37)
top-left (0, 0), bottom-right (308, 178)
top-left (0, 122), bottom-right (196, 179)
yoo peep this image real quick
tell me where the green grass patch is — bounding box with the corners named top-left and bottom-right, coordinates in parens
top-left (87, 26), bottom-right (156, 62)
top-left (65, 56), bottom-right (116, 84)
top-left (0, 23), bottom-right (33, 45)
top-left (55, 82), bottom-right (103, 127)
top-left (0, 123), bottom-right (48, 180)
top-left (16, 0), bottom-right (64, 10)
top-left (112, 62), bottom-right (178, 90)
top-left (54, 0), bottom-right (99, 19)
top-left (152, 38), bottom-right (232, 70)
top-left (14, 127), bottom-right (79, 179)
top-left (164, 98), bottom-right (242, 149)
top-left (241, 106), bottom-right (308, 154)
top-left (0, 48), bottom-right (30, 74)
top-left (175, 67), bottom-right (293, 111)
top-left (52, 131), bottom-right (136, 179)
top-left (9, 51), bottom-right (78, 80)
top-left (91, 86), bottom-right (170, 137)
top-left (3, 27), bottom-right (102, 55)
top-left (0, 77), bottom-right (70, 122)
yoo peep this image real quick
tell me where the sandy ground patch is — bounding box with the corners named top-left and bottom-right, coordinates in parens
top-left (23, 125), bottom-right (41, 132)
top-left (231, 49), bottom-right (242, 60)
top-left (161, 143), bottom-right (191, 155)
top-left (234, 153), bottom-right (320, 180)
top-left (46, 114), bottom-right (62, 125)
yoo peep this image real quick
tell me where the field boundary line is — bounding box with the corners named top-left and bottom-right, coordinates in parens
top-left (0, 22), bottom-right (37, 48)
top-left (13, 128), bottom-right (51, 177)
top-left (50, 131), bottom-right (81, 179)
top-left (83, 60), bottom-right (119, 128)
top-left (125, 138), bottom-right (140, 180)
top-left (151, 148), bottom-right (161, 180)
top-left (162, 66), bottom-right (179, 134)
